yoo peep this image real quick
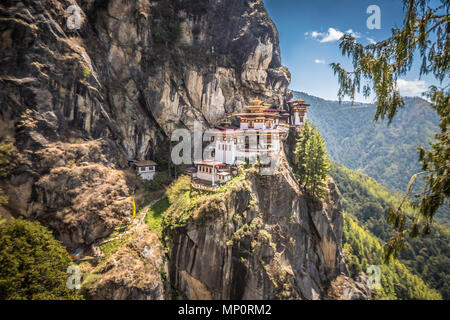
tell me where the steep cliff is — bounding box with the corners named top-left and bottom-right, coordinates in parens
top-left (0, 0), bottom-right (290, 246)
top-left (0, 0), bottom-right (368, 300)
top-left (163, 135), bottom-right (370, 300)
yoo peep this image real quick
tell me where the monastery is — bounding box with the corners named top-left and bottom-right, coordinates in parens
top-left (187, 98), bottom-right (309, 187)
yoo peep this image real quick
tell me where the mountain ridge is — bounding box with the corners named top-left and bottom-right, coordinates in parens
top-left (293, 90), bottom-right (449, 226)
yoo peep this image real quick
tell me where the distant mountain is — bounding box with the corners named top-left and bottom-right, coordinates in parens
top-left (293, 91), bottom-right (449, 226)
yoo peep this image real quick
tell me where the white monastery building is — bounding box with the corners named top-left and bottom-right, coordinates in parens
top-left (189, 98), bottom-right (310, 186)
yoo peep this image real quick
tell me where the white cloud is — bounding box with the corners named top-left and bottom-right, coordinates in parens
top-left (306, 28), bottom-right (360, 43)
top-left (367, 37), bottom-right (376, 44)
top-left (311, 31), bottom-right (322, 39)
top-left (314, 59), bottom-right (326, 64)
top-left (319, 28), bottom-right (344, 43)
top-left (396, 79), bottom-right (428, 96)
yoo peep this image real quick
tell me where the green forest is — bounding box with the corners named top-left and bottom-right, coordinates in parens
top-left (331, 162), bottom-right (449, 299)
top-left (343, 212), bottom-right (441, 300)
top-left (294, 91), bottom-right (449, 227)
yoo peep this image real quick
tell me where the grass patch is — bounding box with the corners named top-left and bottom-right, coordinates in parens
top-left (162, 171), bottom-right (250, 234)
top-left (81, 273), bottom-right (101, 290)
top-left (99, 233), bottom-right (131, 261)
top-left (145, 197), bottom-right (170, 233)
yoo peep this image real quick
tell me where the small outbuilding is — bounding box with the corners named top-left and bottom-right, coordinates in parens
top-left (134, 160), bottom-right (158, 181)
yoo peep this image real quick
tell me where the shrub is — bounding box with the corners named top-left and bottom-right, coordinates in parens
top-left (82, 66), bottom-right (91, 78)
top-left (145, 172), bottom-right (171, 191)
top-left (0, 219), bottom-right (84, 300)
top-left (171, 21), bottom-right (182, 42)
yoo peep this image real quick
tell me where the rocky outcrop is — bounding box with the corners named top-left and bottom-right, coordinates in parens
top-left (82, 224), bottom-right (165, 300)
top-left (326, 274), bottom-right (372, 300)
top-left (165, 145), bottom-right (367, 300)
top-left (0, 0), bottom-right (290, 245)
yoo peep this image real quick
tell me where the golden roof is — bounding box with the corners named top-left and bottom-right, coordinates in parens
top-left (250, 98), bottom-right (263, 105)
top-left (236, 112), bottom-right (279, 118)
top-left (248, 105), bottom-right (264, 109)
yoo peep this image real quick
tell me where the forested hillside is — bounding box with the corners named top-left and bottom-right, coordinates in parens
top-left (331, 162), bottom-right (450, 299)
top-left (343, 213), bottom-right (441, 300)
top-left (294, 91), bottom-right (449, 226)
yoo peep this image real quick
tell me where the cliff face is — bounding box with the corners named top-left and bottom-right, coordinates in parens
top-left (165, 140), bottom-right (370, 300)
top-left (0, 0), bottom-right (290, 246)
top-left (0, 1), bottom-right (369, 300)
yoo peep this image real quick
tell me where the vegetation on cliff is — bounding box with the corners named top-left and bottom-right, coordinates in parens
top-left (0, 219), bottom-right (83, 300)
top-left (293, 120), bottom-right (330, 199)
top-left (0, 142), bottom-right (11, 206)
top-left (332, 162), bottom-right (450, 299)
top-left (161, 171), bottom-right (249, 239)
top-left (145, 197), bottom-right (170, 235)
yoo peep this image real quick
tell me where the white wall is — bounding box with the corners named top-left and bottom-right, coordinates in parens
top-left (240, 122), bottom-right (249, 130)
top-left (215, 141), bottom-right (237, 165)
top-left (254, 122), bottom-right (264, 130)
top-left (197, 171), bottom-right (213, 181)
top-left (294, 112), bottom-right (301, 126)
top-left (139, 171), bottom-right (156, 181)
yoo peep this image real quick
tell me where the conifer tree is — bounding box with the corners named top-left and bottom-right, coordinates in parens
top-left (294, 121), bottom-right (330, 199)
top-left (294, 120), bottom-right (313, 182)
top-left (330, 0), bottom-right (449, 257)
top-left (0, 219), bottom-right (84, 300)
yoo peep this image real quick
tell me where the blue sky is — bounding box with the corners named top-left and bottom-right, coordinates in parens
top-left (263, 0), bottom-right (440, 101)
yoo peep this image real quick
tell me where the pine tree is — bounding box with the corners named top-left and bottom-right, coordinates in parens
top-left (0, 218), bottom-right (84, 300)
top-left (294, 120), bottom-right (313, 183)
top-left (330, 0), bottom-right (449, 258)
top-left (294, 121), bottom-right (330, 199)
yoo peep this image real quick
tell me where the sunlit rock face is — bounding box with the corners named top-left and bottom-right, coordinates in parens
top-left (166, 138), bottom-right (368, 300)
top-left (0, 0), bottom-right (290, 245)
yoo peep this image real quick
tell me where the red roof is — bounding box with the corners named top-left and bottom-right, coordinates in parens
top-left (194, 160), bottom-right (226, 167)
top-left (216, 126), bottom-right (238, 130)
top-left (235, 113), bottom-right (279, 117)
